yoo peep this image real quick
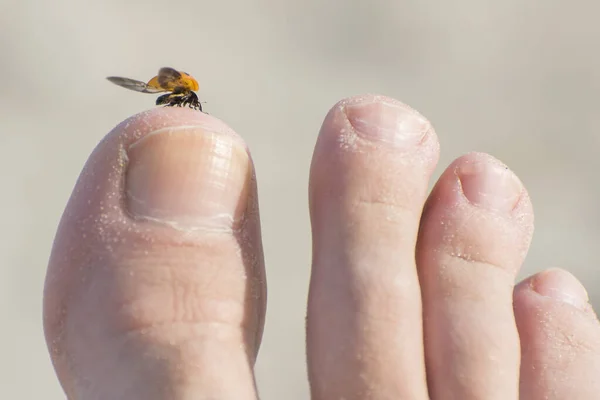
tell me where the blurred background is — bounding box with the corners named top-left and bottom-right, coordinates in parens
top-left (2, 0), bottom-right (599, 398)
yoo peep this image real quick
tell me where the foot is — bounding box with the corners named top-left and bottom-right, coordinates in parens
top-left (44, 95), bottom-right (600, 399)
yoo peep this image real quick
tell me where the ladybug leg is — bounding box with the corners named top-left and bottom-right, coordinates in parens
top-left (155, 93), bottom-right (171, 106)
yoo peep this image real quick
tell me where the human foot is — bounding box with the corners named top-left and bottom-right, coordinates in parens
top-left (44, 96), bottom-right (600, 399)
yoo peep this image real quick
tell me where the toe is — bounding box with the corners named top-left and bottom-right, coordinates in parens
top-left (515, 268), bottom-right (600, 399)
top-left (307, 94), bottom-right (439, 399)
top-left (43, 108), bottom-right (266, 399)
top-left (416, 152), bottom-right (534, 400)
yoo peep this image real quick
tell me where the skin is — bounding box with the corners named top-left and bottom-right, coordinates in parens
top-left (43, 95), bottom-right (600, 399)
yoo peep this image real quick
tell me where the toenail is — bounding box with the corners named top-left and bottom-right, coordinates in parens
top-left (126, 126), bottom-right (251, 231)
top-left (457, 160), bottom-right (522, 213)
top-left (344, 96), bottom-right (429, 147)
top-left (531, 268), bottom-right (589, 310)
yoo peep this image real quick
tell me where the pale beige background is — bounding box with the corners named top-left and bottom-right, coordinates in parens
top-left (2, 0), bottom-right (600, 398)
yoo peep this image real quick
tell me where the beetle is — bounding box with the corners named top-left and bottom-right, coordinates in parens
top-left (107, 67), bottom-right (204, 112)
